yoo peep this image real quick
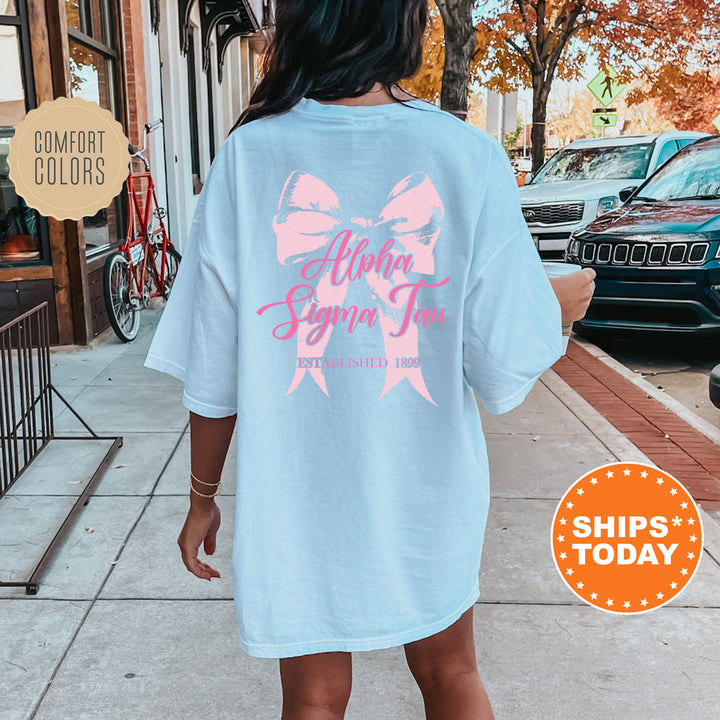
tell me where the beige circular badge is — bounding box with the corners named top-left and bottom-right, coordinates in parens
top-left (7, 96), bottom-right (131, 221)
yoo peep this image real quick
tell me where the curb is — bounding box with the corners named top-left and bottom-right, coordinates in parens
top-left (571, 335), bottom-right (720, 449)
top-left (541, 369), bottom-right (651, 465)
top-left (549, 335), bottom-right (720, 538)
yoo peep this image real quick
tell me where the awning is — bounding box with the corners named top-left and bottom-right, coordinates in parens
top-left (149, 0), bottom-right (269, 80)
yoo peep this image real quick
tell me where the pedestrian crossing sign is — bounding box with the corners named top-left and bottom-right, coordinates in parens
top-left (593, 112), bottom-right (618, 128)
top-left (587, 66), bottom-right (627, 107)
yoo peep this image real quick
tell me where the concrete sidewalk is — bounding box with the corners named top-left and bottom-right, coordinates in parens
top-left (2, 308), bottom-right (720, 719)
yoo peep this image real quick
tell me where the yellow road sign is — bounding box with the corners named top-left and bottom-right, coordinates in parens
top-left (713, 113), bottom-right (720, 133)
top-left (587, 66), bottom-right (627, 107)
top-left (593, 113), bottom-right (618, 128)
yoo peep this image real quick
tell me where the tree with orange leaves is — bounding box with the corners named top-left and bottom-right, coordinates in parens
top-left (478, 0), bottom-right (720, 170)
top-left (401, 2), bottom-right (445, 104)
top-left (639, 71), bottom-right (720, 134)
top-left (404, 2), bottom-right (720, 171)
top-left (402, 1), bottom-right (489, 119)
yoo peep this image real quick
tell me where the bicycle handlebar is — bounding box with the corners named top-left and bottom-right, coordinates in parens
top-left (138, 119), bottom-right (163, 155)
top-left (128, 119), bottom-right (164, 169)
top-left (145, 119), bottom-right (163, 134)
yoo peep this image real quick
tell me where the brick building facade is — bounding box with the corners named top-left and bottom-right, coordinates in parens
top-left (0, 0), bottom-right (271, 344)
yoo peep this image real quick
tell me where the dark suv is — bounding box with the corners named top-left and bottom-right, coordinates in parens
top-left (565, 136), bottom-right (720, 341)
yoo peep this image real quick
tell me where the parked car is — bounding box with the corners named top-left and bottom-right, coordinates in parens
top-left (564, 135), bottom-right (720, 341)
top-left (521, 131), bottom-right (709, 259)
top-left (711, 364), bottom-right (720, 408)
top-left (512, 156), bottom-right (533, 173)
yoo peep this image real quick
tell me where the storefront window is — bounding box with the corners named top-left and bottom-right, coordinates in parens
top-left (0, 27), bottom-right (25, 128)
top-left (64, 0), bottom-right (90, 33)
top-left (68, 41), bottom-right (117, 130)
top-left (67, 0), bottom-right (123, 257)
top-left (1, 5), bottom-right (45, 265)
top-left (98, 0), bottom-right (114, 47)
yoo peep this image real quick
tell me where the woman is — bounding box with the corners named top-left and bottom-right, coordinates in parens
top-left (145, 1), bottom-right (596, 718)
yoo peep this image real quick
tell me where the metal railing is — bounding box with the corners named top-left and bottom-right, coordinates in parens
top-left (0, 302), bottom-right (122, 594)
top-left (0, 303), bottom-right (53, 493)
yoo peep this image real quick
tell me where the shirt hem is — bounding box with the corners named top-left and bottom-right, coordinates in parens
top-left (144, 354), bottom-right (237, 418)
top-left (181, 392), bottom-right (237, 419)
top-left (143, 353), bottom-right (186, 382)
top-left (236, 578), bottom-right (481, 659)
top-left (481, 346), bottom-right (564, 415)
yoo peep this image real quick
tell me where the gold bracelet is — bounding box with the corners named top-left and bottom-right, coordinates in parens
top-left (190, 470), bottom-right (221, 486)
top-left (190, 479), bottom-right (222, 497)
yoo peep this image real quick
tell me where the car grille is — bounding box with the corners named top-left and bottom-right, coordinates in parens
top-left (579, 240), bottom-right (709, 266)
top-left (522, 202), bottom-right (584, 225)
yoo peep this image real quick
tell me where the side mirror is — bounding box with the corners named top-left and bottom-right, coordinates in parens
top-left (523, 172), bottom-right (534, 186)
top-left (710, 363), bottom-right (720, 409)
top-left (619, 186), bottom-right (637, 203)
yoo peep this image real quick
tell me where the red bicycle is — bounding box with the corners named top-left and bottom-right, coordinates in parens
top-left (103, 119), bottom-right (181, 342)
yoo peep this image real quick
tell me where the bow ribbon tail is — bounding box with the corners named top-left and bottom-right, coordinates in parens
top-left (286, 270), bottom-right (349, 397)
top-left (380, 322), bottom-right (436, 406)
top-left (365, 271), bottom-right (437, 406)
top-left (285, 320), bottom-right (327, 396)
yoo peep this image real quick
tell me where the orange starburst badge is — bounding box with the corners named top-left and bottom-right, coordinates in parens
top-left (551, 462), bottom-right (702, 614)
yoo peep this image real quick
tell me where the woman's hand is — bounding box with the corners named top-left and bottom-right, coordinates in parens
top-left (177, 502), bottom-right (222, 581)
top-left (549, 268), bottom-right (597, 324)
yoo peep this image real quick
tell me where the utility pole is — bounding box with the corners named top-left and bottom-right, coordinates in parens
top-left (498, 93), bottom-right (506, 149)
top-left (519, 97), bottom-right (529, 158)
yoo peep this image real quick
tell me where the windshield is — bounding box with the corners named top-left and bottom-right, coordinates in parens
top-left (632, 144), bottom-right (720, 201)
top-left (532, 143), bottom-right (654, 183)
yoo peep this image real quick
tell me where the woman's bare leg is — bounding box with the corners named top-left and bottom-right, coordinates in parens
top-left (404, 605), bottom-right (494, 720)
top-left (279, 651), bottom-right (352, 720)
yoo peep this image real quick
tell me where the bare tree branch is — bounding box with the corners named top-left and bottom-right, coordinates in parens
top-left (505, 37), bottom-right (534, 69)
top-left (514, 0), bottom-right (543, 68)
top-left (546, 2), bottom-right (584, 81)
top-left (536, 0), bottom-right (546, 55)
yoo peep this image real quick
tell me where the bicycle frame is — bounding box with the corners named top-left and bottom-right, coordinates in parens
top-left (121, 170), bottom-right (176, 303)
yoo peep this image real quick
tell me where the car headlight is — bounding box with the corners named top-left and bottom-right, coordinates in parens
top-left (568, 238), bottom-right (582, 257)
top-left (597, 196), bottom-right (620, 217)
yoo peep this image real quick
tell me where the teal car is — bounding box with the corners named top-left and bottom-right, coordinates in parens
top-left (565, 136), bottom-right (720, 341)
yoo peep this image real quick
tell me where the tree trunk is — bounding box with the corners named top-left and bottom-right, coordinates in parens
top-left (531, 75), bottom-right (551, 172)
top-left (436, 0), bottom-right (476, 119)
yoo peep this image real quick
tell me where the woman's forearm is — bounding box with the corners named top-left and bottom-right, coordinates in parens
top-left (549, 270), bottom-right (596, 325)
top-left (189, 411), bottom-right (237, 509)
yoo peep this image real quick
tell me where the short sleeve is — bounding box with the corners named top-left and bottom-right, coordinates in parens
top-left (143, 137), bottom-right (238, 418)
top-left (463, 141), bottom-right (563, 415)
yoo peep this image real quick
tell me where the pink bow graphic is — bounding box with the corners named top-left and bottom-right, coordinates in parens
top-left (273, 170), bottom-right (444, 404)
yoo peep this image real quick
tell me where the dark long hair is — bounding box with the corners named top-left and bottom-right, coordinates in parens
top-left (229, 0), bottom-right (428, 132)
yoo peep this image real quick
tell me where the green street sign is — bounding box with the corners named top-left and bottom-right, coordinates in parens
top-left (713, 113), bottom-right (720, 133)
top-left (593, 113), bottom-right (618, 128)
top-left (587, 66), bottom-right (627, 107)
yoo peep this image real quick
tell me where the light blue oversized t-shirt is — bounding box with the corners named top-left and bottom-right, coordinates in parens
top-left (144, 96), bottom-right (564, 658)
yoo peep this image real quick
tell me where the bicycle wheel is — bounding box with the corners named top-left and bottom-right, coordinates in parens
top-left (156, 245), bottom-right (181, 299)
top-left (103, 251), bottom-right (140, 342)
top-left (153, 244), bottom-right (182, 300)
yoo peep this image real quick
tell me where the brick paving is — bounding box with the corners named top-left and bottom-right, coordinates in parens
top-left (553, 339), bottom-right (720, 510)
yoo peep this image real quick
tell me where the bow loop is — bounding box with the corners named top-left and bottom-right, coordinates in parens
top-left (274, 171), bottom-right (343, 264)
top-left (376, 172), bottom-right (444, 274)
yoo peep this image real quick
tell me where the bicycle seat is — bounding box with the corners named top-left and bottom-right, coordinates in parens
top-left (128, 142), bottom-right (135, 155)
